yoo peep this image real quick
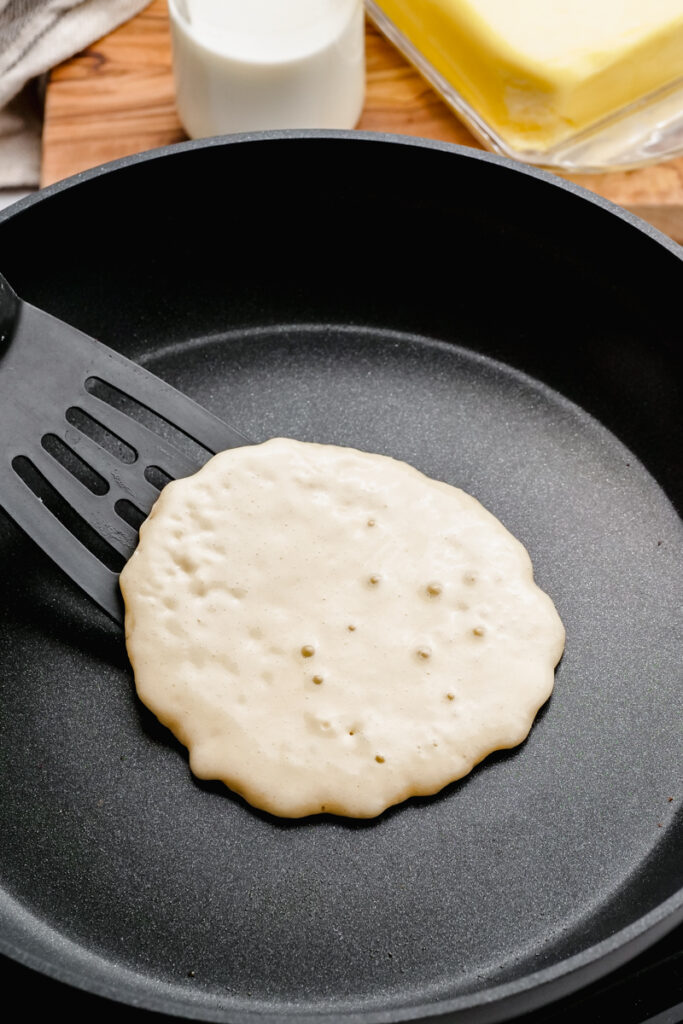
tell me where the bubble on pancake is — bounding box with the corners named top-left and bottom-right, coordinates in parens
top-left (120, 438), bottom-right (565, 819)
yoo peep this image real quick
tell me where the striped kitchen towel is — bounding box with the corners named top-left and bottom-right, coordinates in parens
top-left (0, 0), bottom-right (151, 188)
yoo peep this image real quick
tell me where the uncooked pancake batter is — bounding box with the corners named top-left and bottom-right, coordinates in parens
top-left (120, 438), bottom-right (565, 818)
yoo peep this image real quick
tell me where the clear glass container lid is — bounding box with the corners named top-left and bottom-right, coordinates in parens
top-left (367, 0), bottom-right (683, 173)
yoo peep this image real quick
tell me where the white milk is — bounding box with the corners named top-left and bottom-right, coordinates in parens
top-left (169, 0), bottom-right (365, 138)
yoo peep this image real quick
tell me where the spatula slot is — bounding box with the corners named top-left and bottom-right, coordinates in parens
top-left (41, 433), bottom-right (109, 496)
top-left (115, 498), bottom-right (146, 531)
top-left (11, 454), bottom-right (126, 573)
top-left (66, 406), bottom-right (137, 464)
top-left (85, 376), bottom-right (212, 466)
top-left (144, 465), bottom-right (173, 491)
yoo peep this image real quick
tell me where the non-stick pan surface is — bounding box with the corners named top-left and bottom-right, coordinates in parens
top-left (0, 133), bottom-right (681, 1023)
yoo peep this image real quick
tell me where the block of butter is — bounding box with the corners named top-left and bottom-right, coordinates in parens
top-left (369, 0), bottom-right (683, 163)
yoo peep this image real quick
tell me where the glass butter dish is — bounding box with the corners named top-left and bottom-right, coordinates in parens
top-left (366, 0), bottom-right (683, 172)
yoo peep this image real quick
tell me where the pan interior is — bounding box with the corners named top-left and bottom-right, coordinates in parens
top-left (0, 319), bottom-right (680, 1017)
top-left (0, 136), bottom-right (680, 1020)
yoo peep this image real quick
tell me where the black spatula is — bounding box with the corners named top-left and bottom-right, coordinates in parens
top-left (0, 271), bottom-right (248, 623)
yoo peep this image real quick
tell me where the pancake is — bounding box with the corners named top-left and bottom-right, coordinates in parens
top-left (120, 438), bottom-right (565, 818)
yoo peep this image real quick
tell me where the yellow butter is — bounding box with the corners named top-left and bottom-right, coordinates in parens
top-left (373, 0), bottom-right (683, 150)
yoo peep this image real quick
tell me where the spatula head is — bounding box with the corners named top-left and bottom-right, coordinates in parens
top-left (0, 274), bottom-right (248, 622)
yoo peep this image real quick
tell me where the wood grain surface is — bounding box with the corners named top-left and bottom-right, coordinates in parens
top-left (42, 0), bottom-right (683, 242)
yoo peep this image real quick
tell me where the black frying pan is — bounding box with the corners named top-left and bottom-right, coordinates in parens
top-left (0, 132), bottom-right (681, 1023)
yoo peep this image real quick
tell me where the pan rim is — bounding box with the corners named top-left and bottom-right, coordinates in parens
top-left (1, 891), bottom-right (681, 1022)
top-left (0, 129), bottom-right (680, 1021)
top-left (1, 128), bottom-right (682, 264)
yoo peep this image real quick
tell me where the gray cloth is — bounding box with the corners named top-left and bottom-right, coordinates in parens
top-left (0, 0), bottom-right (151, 188)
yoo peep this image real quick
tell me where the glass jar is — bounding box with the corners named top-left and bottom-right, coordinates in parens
top-left (169, 0), bottom-right (365, 138)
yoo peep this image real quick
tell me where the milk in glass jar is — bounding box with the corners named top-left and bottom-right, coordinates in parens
top-left (169, 0), bottom-right (366, 137)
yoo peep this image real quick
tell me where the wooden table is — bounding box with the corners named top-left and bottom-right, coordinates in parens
top-left (42, 0), bottom-right (683, 242)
